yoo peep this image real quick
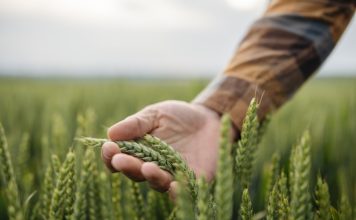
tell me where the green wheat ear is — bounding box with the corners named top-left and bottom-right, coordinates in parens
top-left (315, 175), bottom-right (331, 220)
top-left (39, 165), bottom-right (54, 219)
top-left (266, 153), bottom-right (281, 200)
top-left (215, 114), bottom-right (233, 220)
top-left (235, 98), bottom-right (260, 189)
top-left (267, 181), bottom-right (278, 220)
top-left (290, 130), bottom-right (312, 220)
top-left (142, 134), bottom-right (198, 200)
top-left (49, 151), bottom-right (76, 220)
top-left (111, 174), bottom-right (123, 220)
top-left (0, 123), bottom-right (17, 185)
top-left (76, 137), bottom-right (174, 173)
top-left (72, 149), bottom-right (95, 220)
top-left (129, 181), bottom-right (145, 220)
top-left (240, 188), bottom-right (253, 220)
top-left (266, 171), bottom-right (290, 220)
top-left (175, 171), bottom-right (195, 220)
top-left (51, 154), bottom-right (61, 179)
top-left (0, 123), bottom-right (24, 220)
top-left (277, 172), bottom-right (290, 219)
top-left (77, 135), bottom-right (197, 200)
top-left (196, 177), bottom-right (210, 220)
top-left (339, 193), bottom-right (352, 219)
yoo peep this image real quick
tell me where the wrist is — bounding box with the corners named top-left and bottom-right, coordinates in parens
top-left (191, 102), bottom-right (240, 140)
top-left (191, 102), bottom-right (220, 119)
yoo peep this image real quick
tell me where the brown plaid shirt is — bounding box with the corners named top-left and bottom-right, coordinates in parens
top-left (193, 0), bottom-right (355, 132)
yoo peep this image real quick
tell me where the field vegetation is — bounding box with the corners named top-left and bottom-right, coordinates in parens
top-left (0, 77), bottom-right (355, 219)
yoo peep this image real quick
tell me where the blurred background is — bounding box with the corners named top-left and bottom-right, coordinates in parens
top-left (0, 1), bottom-right (355, 218)
top-left (0, 0), bottom-right (355, 78)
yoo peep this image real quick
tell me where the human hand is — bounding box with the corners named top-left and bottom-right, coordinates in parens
top-left (101, 100), bottom-right (221, 197)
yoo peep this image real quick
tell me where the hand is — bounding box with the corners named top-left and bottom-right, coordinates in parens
top-left (101, 100), bottom-right (221, 197)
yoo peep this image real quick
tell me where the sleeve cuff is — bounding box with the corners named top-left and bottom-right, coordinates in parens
top-left (192, 75), bottom-right (276, 132)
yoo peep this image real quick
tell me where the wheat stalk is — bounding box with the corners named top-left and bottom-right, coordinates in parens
top-left (129, 181), bottom-right (145, 220)
top-left (267, 181), bottom-right (278, 220)
top-left (276, 172), bottom-right (289, 219)
top-left (39, 165), bottom-right (54, 219)
top-left (290, 131), bottom-right (312, 220)
top-left (240, 188), bottom-right (253, 220)
top-left (51, 154), bottom-right (61, 179)
top-left (76, 137), bottom-right (173, 173)
top-left (175, 171), bottom-right (195, 220)
top-left (235, 98), bottom-right (259, 189)
top-left (49, 151), bottom-right (76, 220)
top-left (111, 174), bottom-right (123, 220)
top-left (0, 123), bottom-right (24, 220)
top-left (196, 177), bottom-right (210, 220)
top-left (215, 114), bottom-right (233, 220)
top-left (315, 175), bottom-right (331, 220)
top-left (339, 193), bottom-right (352, 219)
top-left (72, 149), bottom-right (94, 220)
top-left (77, 136), bottom-right (199, 203)
top-left (142, 134), bottom-right (197, 200)
top-left (266, 153), bottom-right (280, 203)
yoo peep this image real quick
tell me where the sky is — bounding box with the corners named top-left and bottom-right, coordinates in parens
top-left (0, 0), bottom-right (355, 78)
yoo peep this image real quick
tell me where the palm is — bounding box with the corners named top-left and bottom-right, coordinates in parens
top-left (148, 101), bottom-right (221, 180)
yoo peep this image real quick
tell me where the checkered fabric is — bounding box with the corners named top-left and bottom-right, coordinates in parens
top-left (193, 0), bottom-right (355, 131)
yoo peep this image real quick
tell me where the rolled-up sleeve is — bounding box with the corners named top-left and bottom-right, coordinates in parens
top-left (193, 0), bottom-right (355, 131)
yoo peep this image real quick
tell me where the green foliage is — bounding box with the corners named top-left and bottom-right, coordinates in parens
top-left (0, 78), bottom-right (355, 220)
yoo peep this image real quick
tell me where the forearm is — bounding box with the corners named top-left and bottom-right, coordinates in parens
top-left (193, 0), bottom-right (355, 131)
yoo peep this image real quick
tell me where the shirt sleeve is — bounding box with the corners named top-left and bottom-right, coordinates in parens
top-left (192, 0), bottom-right (355, 131)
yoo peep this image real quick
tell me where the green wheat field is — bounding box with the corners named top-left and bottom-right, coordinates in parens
top-left (0, 77), bottom-right (355, 220)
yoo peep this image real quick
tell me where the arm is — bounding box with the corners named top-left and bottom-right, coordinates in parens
top-left (193, 0), bottom-right (355, 131)
top-left (102, 0), bottom-right (355, 195)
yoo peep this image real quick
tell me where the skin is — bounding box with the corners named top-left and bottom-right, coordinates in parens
top-left (101, 100), bottom-right (221, 198)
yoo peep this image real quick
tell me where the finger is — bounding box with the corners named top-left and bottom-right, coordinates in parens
top-left (108, 107), bottom-right (158, 140)
top-left (141, 162), bottom-right (173, 192)
top-left (111, 154), bottom-right (145, 181)
top-left (168, 181), bottom-right (178, 201)
top-left (101, 142), bottom-right (120, 172)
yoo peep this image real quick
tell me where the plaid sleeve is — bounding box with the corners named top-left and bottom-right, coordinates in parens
top-left (193, 0), bottom-right (355, 131)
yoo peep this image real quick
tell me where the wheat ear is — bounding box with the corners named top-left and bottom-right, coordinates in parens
top-left (215, 114), bottom-right (233, 220)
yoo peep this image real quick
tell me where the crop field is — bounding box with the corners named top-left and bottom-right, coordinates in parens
top-left (0, 77), bottom-right (355, 220)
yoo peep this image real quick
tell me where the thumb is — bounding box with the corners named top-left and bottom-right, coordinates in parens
top-left (108, 107), bottom-right (158, 141)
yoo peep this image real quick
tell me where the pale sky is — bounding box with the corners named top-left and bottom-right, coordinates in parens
top-left (0, 0), bottom-right (355, 77)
